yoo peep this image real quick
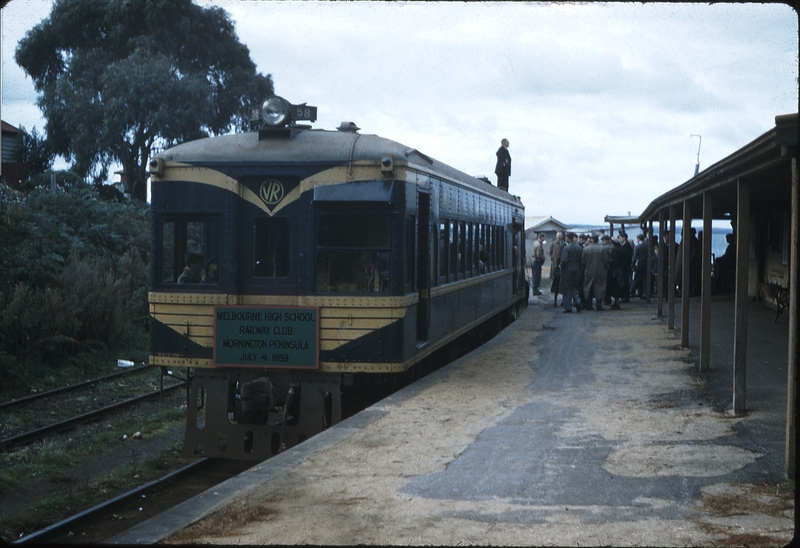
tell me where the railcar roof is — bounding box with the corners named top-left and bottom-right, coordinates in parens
top-left (157, 129), bottom-right (519, 201)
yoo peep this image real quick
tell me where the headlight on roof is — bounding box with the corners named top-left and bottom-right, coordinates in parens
top-left (260, 96), bottom-right (291, 127)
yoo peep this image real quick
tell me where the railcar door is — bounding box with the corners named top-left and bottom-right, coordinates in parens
top-left (416, 192), bottom-right (431, 342)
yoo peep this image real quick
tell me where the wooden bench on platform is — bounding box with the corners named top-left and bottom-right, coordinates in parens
top-left (760, 282), bottom-right (790, 323)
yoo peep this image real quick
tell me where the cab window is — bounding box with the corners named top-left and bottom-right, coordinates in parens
top-left (254, 218), bottom-right (289, 277)
top-left (316, 211), bottom-right (390, 293)
top-left (160, 217), bottom-right (219, 287)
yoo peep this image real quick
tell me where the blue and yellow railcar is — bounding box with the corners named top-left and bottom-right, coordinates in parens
top-left (149, 96), bottom-right (527, 459)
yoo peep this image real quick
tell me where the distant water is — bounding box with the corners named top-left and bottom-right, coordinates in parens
top-left (651, 227), bottom-right (732, 259)
top-left (572, 225), bottom-right (732, 259)
top-left (710, 231), bottom-right (731, 258)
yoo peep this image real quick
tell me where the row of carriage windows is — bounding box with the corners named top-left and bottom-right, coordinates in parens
top-left (160, 214), bottom-right (505, 293)
top-left (434, 219), bottom-right (505, 286)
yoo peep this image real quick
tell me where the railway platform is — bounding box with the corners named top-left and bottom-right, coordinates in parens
top-left (111, 295), bottom-right (794, 546)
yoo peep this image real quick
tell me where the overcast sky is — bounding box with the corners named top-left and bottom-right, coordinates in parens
top-left (2, 1), bottom-right (797, 225)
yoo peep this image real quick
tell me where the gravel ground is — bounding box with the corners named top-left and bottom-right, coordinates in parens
top-left (120, 299), bottom-right (793, 546)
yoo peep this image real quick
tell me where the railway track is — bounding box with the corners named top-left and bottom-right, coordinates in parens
top-left (1, 381), bottom-right (186, 449)
top-left (1, 363), bottom-right (188, 449)
top-left (1, 364), bottom-right (202, 543)
top-left (8, 333), bottom-right (493, 543)
top-left (0, 363), bottom-right (156, 411)
top-left (14, 457), bottom-right (256, 544)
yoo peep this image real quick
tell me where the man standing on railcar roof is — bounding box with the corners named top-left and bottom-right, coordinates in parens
top-left (495, 138), bottom-right (511, 191)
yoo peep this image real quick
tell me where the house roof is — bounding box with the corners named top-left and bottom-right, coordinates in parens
top-left (2, 120), bottom-right (20, 135)
top-left (525, 215), bottom-right (570, 232)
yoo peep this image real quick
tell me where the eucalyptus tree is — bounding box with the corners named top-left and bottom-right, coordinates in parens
top-left (14, 126), bottom-right (54, 178)
top-left (15, 0), bottom-right (273, 201)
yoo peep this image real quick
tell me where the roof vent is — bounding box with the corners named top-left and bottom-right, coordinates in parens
top-left (337, 121), bottom-right (360, 133)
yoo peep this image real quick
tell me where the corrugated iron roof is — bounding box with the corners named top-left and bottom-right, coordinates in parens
top-left (2, 120), bottom-right (20, 134)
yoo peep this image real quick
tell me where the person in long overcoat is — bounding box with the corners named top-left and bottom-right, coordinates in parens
top-left (607, 239), bottom-right (626, 309)
top-left (548, 231), bottom-right (565, 307)
top-left (494, 139), bottom-right (511, 191)
top-left (618, 231), bottom-right (633, 302)
top-left (661, 230), bottom-right (671, 301)
top-left (630, 234), bottom-right (649, 299)
top-left (560, 232), bottom-right (583, 313)
top-left (582, 236), bottom-right (609, 311)
top-left (688, 228), bottom-right (701, 296)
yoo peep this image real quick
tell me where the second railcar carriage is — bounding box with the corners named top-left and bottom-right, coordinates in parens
top-left (149, 96), bottom-right (527, 459)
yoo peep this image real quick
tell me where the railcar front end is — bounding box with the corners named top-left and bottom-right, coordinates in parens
top-left (148, 97), bottom-right (526, 459)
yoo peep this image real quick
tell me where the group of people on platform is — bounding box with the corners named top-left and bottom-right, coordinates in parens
top-left (531, 230), bottom-right (651, 313)
top-left (531, 227), bottom-right (736, 313)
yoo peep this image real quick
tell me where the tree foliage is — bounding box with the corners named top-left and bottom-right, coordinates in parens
top-left (0, 183), bottom-right (150, 393)
top-left (15, 0), bottom-right (274, 200)
top-left (13, 126), bottom-right (55, 178)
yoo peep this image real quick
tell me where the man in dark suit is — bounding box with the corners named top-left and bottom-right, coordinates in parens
top-left (495, 139), bottom-right (511, 191)
top-left (618, 231), bottom-right (634, 302)
top-left (560, 232), bottom-right (583, 313)
top-left (630, 233), bottom-right (649, 299)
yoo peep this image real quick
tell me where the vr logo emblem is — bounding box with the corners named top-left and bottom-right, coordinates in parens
top-left (259, 180), bottom-right (284, 207)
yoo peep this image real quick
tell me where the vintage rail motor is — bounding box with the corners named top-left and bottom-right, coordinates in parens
top-left (148, 96), bottom-right (527, 459)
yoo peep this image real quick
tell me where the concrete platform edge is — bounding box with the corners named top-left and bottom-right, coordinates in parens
top-left (108, 307), bottom-right (533, 545)
top-left (107, 418), bottom-right (380, 544)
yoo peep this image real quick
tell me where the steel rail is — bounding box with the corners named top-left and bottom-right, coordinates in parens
top-left (0, 381), bottom-right (186, 449)
top-left (13, 458), bottom-right (210, 544)
top-left (0, 363), bottom-right (155, 411)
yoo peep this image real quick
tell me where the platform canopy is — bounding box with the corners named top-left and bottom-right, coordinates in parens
top-left (635, 112), bottom-right (798, 477)
top-left (639, 113), bottom-right (797, 222)
top-left (604, 215), bottom-right (639, 225)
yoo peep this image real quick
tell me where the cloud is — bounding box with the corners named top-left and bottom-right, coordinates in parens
top-left (2, 0), bottom-right (797, 224)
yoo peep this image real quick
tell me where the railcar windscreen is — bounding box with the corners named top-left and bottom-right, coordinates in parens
top-left (316, 212), bottom-right (390, 293)
top-left (160, 218), bottom-right (219, 286)
top-left (253, 218), bottom-right (290, 277)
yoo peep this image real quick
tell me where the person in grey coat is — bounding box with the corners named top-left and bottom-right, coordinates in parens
top-left (560, 232), bottom-right (583, 313)
top-left (582, 236), bottom-right (609, 311)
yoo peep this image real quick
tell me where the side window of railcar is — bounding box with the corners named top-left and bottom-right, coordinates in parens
top-left (449, 221), bottom-right (458, 281)
top-left (493, 226), bottom-right (500, 269)
top-left (432, 223), bottom-right (439, 284)
top-left (500, 227), bottom-right (505, 268)
top-left (160, 218), bottom-right (219, 287)
top-left (473, 223), bottom-right (479, 274)
top-left (459, 221), bottom-right (467, 277)
top-left (482, 224), bottom-right (492, 272)
top-left (465, 223), bottom-right (474, 277)
top-left (438, 221), bottom-right (448, 285)
top-left (253, 218), bottom-right (289, 277)
top-left (316, 211), bottom-right (390, 293)
top-left (405, 216), bottom-right (415, 292)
